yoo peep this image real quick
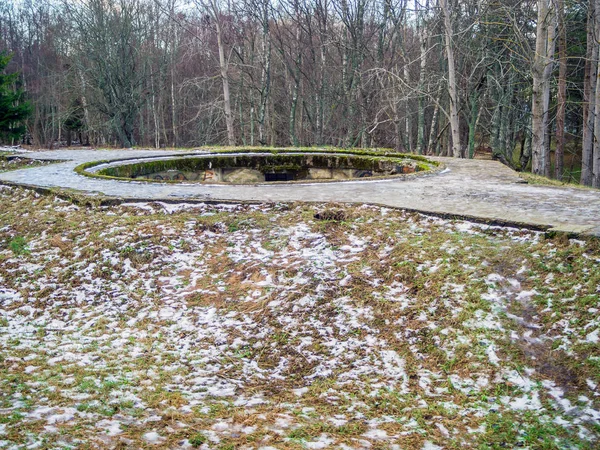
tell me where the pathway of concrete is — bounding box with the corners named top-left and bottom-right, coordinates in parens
top-left (1, 149), bottom-right (599, 236)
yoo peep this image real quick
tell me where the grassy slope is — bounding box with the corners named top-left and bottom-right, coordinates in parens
top-left (0, 155), bottom-right (51, 173)
top-left (0, 187), bottom-right (598, 449)
top-left (519, 173), bottom-right (597, 190)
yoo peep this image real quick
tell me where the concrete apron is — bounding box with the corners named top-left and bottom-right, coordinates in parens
top-left (1, 149), bottom-right (599, 238)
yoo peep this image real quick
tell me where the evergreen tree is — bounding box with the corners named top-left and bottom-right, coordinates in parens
top-left (0, 52), bottom-right (31, 142)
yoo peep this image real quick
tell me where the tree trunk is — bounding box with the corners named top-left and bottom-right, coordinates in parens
top-left (289, 73), bottom-right (300, 146)
top-left (214, 10), bottom-right (235, 146)
top-left (170, 65), bottom-right (177, 147)
top-left (359, 78), bottom-right (368, 148)
top-left (289, 22), bottom-right (301, 147)
top-left (316, 3), bottom-right (328, 145)
top-left (520, 116), bottom-right (532, 170)
top-left (441, 0), bottom-right (461, 157)
top-left (258, 0), bottom-right (271, 146)
top-left (467, 91), bottom-right (479, 159)
top-left (169, 1), bottom-right (178, 147)
top-left (542, 6), bottom-right (557, 177)
top-left (531, 0), bottom-right (555, 175)
top-left (593, 0), bottom-right (600, 187)
top-left (427, 83), bottom-right (442, 155)
top-left (499, 71), bottom-right (516, 161)
top-left (77, 68), bottom-right (91, 145)
top-left (394, 101), bottom-right (404, 152)
top-left (416, 25), bottom-right (428, 155)
top-left (342, 32), bottom-right (353, 147)
top-left (582, 3), bottom-right (596, 185)
top-left (250, 101), bottom-right (255, 146)
top-left (404, 63), bottom-right (412, 151)
top-left (555, 0), bottom-right (566, 180)
top-left (317, 43), bottom-right (326, 145)
top-left (150, 68), bottom-right (160, 148)
top-left (239, 66), bottom-right (246, 145)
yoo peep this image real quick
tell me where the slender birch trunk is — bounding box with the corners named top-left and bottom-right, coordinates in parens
top-left (427, 91), bottom-right (441, 155)
top-left (289, 22), bottom-right (301, 147)
top-left (150, 68), bottom-right (160, 148)
top-left (315, 0), bottom-right (328, 145)
top-left (441, 0), bottom-right (461, 157)
top-left (78, 68), bottom-right (91, 145)
top-left (341, 31), bottom-right (352, 147)
top-left (169, 1), bottom-right (178, 147)
top-left (542, 6), bottom-right (557, 177)
top-left (416, 27), bottom-right (428, 154)
top-left (214, 12), bottom-right (235, 146)
top-left (404, 63), bottom-right (412, 151)
top-left (239, 61), bottom-right (246, 145)
top-left (198, 0), bottom-right (235, 146)
top-left (531, 0), bottom-right (553, 175)
top-left (317, 41), bottom-right (326, 144)
top-left (555, 0), bottom-right (566, 180)
top-left (258, 0), bottom-right (271, 146)
top-left (581, 3), bottom-right (596, 185)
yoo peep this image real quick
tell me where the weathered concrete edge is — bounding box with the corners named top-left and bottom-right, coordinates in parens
top-left (2, 178), bottom-right (598, 240)
top-left (4, 155), bottom-right (65, 164)
top-left (73, 151), bottom-right (445, 186)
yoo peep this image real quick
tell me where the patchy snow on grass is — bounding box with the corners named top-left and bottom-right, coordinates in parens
top-left (0, 187), bottom-right (598, 448)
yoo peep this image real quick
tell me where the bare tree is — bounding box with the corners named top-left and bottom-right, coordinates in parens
top-left (416, 0), bottom-right (430, 155)
top-left (554, 0), bottom-right (566, 180)
top-left (441, 0), bottom-right (461, 157)
top-left (65, 0), bottom-right (150, 147)
top-left (195, 0), bottom-right (236, 146)
top-left (0, 0), bottom-right (591, 188)
top-left (581, 2), bottom-right (596, 185)
top-left (531, 0), bottom-right (556, 176)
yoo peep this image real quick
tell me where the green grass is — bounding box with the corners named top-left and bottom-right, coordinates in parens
top-left (519, 172), bottom-right (595, 189)
top-left (188, 433), bottom-right (207, 446)
top-left (8, 236), bottom-right (29, 255)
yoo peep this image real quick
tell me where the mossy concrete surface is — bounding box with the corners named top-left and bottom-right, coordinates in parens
top-left (0, 148), bottom-right (599, 237)
top-left (88, 151), bottom-right (434, 184)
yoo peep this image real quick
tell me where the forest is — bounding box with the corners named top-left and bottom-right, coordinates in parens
top-left (0, 0), bottom-right (598, 187)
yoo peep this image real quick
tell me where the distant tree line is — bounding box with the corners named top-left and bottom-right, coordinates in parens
top-left (0, 0), bottom-right (598, 186)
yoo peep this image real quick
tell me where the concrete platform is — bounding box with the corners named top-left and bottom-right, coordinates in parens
top-left (1, 149), bottom-right (599, 237)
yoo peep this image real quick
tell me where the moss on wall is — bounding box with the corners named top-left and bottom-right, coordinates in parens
top-left (76, 148), bottom-right (441, 184)
top-left (98, 152), bottom-right (430, 180)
